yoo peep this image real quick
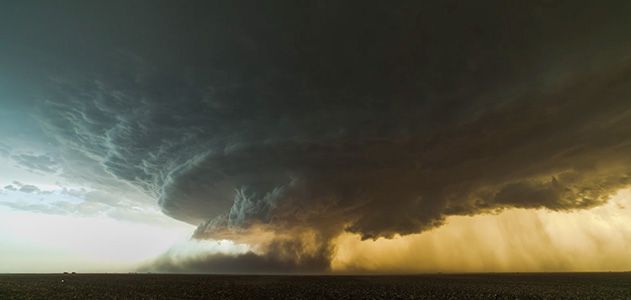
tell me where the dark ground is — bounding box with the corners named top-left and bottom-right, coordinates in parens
top-left (0, 273), bottom-right (630, 299)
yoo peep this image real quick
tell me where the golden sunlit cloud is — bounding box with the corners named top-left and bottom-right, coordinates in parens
top-left (331, 189), bottom-right (631, 273)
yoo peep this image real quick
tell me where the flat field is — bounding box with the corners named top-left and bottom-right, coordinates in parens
top-left (0, 273), bottom-right (630, 299)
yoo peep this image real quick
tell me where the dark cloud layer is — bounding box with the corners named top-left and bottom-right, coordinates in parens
top-left (2, 1), bottom-right (631, 272)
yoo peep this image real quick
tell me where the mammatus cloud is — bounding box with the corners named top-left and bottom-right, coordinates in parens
top-left (3, 1), bottom-right (631, 272)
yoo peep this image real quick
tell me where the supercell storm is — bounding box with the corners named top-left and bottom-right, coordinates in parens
top-left (3, 1), bottom-right (631, 272)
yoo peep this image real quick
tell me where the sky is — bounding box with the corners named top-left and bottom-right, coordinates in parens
top-left (1, 1), bottom-right (631, 273)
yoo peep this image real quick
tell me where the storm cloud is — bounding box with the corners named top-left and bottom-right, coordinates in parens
top-left (3, 1), bottom-right (631, 272)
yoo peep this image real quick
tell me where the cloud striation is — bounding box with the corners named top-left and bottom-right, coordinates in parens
top-left (3, 1), bottom-right (631, 272)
